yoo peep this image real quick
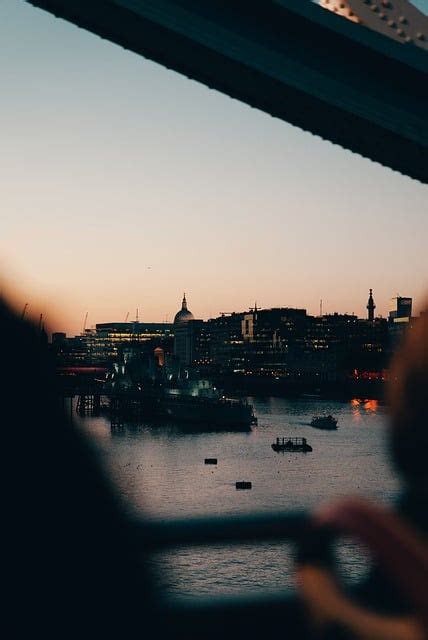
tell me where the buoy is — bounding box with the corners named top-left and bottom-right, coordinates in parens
top-left (236, 481), bottom-right (252, 490)
top-left (205, 458), bottom-right (218, 465)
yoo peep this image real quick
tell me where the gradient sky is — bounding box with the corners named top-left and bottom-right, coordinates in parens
top-left (1, 1), bottom-right (427, 335)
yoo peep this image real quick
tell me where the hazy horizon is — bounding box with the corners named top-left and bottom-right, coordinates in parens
top-left (1, 1), bottom-right (427, 335)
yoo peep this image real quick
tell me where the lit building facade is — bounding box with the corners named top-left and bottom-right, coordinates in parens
top-left (93, 322), bottom-right (173, 361)
top-left (51, 290), bottom-right (407, 386)
top-left (209, 304), bottom-right (390, 385)
top-left (51, 322), bottom-right (173, 366)
top-left (388, 295), bottom-right (414, 345)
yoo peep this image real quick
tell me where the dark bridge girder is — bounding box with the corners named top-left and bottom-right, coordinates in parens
top-left (27, 0), bottom-right (428, 182)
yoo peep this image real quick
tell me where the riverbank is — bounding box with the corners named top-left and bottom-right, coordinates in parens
top-left (211, 374), bottom-right (386, 401)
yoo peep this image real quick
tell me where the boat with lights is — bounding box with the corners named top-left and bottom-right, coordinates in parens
top-left (162, 379), bottom-right (256, 428)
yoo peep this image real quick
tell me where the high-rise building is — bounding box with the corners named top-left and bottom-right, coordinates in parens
top-left (389, 296), bottom-right (412, 322)
top-left (388, 296), bottom-right (413, 344)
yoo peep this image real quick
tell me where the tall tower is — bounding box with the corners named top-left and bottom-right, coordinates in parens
top-left (367, 288), bottom-right (376, 322)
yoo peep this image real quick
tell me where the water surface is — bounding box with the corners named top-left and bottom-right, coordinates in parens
top-left (78, 397), bottom-right (398, 598)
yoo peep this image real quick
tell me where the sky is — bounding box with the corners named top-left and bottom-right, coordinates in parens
top-left (1, 1), bottom-right (427, 335)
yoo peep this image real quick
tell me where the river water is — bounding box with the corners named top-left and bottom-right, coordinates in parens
top-left (77, 397), bottom-right (399, 600)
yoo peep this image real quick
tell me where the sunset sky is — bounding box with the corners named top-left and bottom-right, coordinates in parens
top-left (1, 1), bottom-right (427, 335)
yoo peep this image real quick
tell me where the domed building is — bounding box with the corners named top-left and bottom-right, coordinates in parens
top-left (174, 293), bottom-right (194, 325)
top-left (173, 294), bottom-right (200, 367)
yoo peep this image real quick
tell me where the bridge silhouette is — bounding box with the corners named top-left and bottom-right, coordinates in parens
top-left (28, 0), bottom-right (428, 182)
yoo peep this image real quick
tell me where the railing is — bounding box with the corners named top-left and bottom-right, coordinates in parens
top-left (135, 510), bottom-right (343, 639)
top-left (139, 510), bottom-right (310, 549)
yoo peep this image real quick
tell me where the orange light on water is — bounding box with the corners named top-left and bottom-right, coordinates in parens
top-left (364, 399), bottom-right (378, 413)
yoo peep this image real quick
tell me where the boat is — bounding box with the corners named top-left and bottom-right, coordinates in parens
top-left (271, 437), bottom-right (312, 452)
top-left (106, 349), bottom-right (256, 428)
top-left (162, 379), bottom-right (255, 428)
top-left (310, 415), bottom-right (338, 430)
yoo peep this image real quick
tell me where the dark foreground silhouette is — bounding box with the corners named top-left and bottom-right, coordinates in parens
top-left (2, 299), bottom-right (149, 637)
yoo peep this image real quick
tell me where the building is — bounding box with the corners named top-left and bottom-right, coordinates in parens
top-left (50, 290), bottom-right (399, 386)
top-left (173, 294), bottom-right (194, 365)
top-left (241, 307), bottom-right (308, 377)
top-left (208, 299), bottom-right (391, 388)
top-left (208, 312), bottom-right (246, 373)
top-left (388, 296), bottom-right (413, 345)
top-left (51, 334), bottom-right (92, 366)
top-left (93, 321), bottom-right (173, 362)
top-left (172, 294), bottom-right (211, 368)
top-left (389, 296), bottom-right (412, 322)
top-left (173, 293), bottom-right (194, 325)
top-left (51, 321), bottom-right (173, 367)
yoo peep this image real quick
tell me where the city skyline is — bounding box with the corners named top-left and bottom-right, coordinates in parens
top-left (48, 289), bottom-right (418, 337)
top-left (1, 1), bottom-right (427, 336)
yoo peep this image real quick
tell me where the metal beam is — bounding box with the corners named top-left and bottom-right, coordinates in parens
top-left (27, 0), bottom-right (428, 183)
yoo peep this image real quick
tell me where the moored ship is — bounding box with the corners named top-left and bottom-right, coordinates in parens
top-left (162, 379), bottom-right (255, 428)
top-left (107, 360), bottom-right (256, 428)
top-left (105, 336), bottom-right (256, 428)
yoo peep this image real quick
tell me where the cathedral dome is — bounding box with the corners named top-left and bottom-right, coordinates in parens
top-left (174, 294), bottom-right (194, 325)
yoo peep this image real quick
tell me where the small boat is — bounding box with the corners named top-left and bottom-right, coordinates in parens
top-left (310, 415), bottom-right (338, 430)
top-left (271, 437), bottom-right (312, 452)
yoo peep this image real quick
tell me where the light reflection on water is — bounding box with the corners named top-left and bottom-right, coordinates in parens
top-left (78, 398), bottom-right (399, 597)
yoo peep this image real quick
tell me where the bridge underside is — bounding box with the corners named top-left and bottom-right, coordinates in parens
top-left (28, 0), bottom-right (428, 183)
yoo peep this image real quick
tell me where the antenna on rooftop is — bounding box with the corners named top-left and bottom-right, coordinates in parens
top-left (320, 299), bottom-right (323, 316)
top-left (125, 311), bottom-right (129, 322)
top-left (82, 311), bottom-right (88, 333)
top-left (21, 303), bottom-right (28, 320)
top-left (136, 308), bottom-right (139, 322)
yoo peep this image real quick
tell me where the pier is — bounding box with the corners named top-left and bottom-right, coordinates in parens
top-left (76, 393), bottom-right (101, 416)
